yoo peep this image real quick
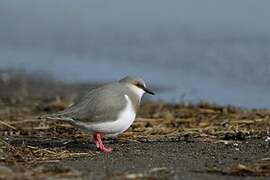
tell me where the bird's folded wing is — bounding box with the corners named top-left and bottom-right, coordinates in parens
top-left (49, 84), bottom-right (127, 123)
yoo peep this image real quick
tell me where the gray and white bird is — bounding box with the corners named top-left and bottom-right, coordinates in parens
top-left (47, 76), bottom-right (154, 153)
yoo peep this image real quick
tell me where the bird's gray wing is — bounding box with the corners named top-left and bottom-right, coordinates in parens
top-left (50, 84), bottom-right (127, 123)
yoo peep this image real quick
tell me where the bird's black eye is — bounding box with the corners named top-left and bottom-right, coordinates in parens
top-left (135, 82), bottom-right (144, 89)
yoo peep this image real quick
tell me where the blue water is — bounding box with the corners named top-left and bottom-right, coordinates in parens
top-left (1, 1), bottom-right (270, 108)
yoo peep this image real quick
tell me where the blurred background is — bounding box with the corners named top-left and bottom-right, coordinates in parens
top-left (1, 0), bottom-right (270, 108)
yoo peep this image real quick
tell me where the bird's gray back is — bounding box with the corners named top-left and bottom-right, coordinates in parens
top-left (53, 83), bottom-right (140, 123)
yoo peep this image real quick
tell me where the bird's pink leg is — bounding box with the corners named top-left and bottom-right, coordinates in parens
top-left (94, 133), bottom-right (112, 153)
top-left (94, 134), bottom-right (100, 149)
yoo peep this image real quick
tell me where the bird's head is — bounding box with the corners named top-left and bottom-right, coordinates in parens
top-left (119, 76), bottom-right (155, 96)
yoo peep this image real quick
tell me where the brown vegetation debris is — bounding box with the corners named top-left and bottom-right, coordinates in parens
top-left (208, 163), bottom-right (270, 177)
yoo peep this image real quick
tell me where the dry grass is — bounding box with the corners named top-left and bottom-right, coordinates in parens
top-left (0, 99), bottom-right (270, 165)
top-left (1, 102), bottom-right (270, 144)
top-left (2, 143), bottom-right (94, 163)
top-left (125, 102), bottom-right (270, 142)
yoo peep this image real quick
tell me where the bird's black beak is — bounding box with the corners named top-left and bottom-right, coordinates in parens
top-left (143, 87), bottom-right (155, 95)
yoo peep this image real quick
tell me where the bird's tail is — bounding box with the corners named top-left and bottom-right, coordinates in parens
top-left (45, 115), bottom-right (75, 123)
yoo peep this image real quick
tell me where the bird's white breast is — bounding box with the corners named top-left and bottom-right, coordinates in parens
top-left (77, 94), bottom-right (136, 136)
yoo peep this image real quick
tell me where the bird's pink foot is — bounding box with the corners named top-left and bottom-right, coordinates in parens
top-left (94, 133), bottom-right (113, 153)
top-left (98, 146), bottom-right (112, 153)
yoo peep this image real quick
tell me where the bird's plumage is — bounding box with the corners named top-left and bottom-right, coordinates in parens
top-left (48, 82), bottom-right (141, 125)
top-left (74, 94), bottom-right (136, 135)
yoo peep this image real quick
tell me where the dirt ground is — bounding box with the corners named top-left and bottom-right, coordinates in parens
top-left (0, 70), bottom-right (270, 180)
top-left (2, 137), bottom-right (270, 180)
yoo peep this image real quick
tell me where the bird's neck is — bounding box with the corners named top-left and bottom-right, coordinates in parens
top-left (127, 84), bottom-right (145, 99)
top-left (125, 84), bottom-right (144, 112)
